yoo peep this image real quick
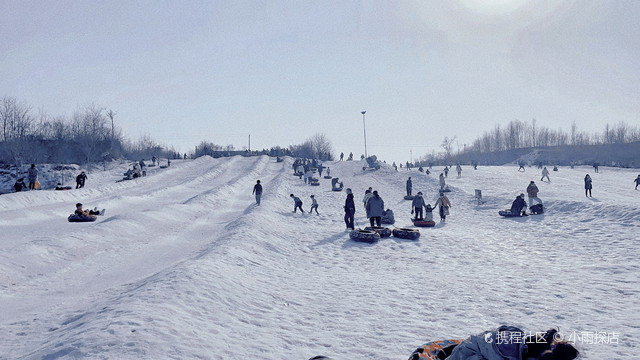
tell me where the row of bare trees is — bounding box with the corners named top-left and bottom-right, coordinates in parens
top-left (469, 119), bottom-right (640, 154)
top-left (0, 96), bottom-right (173, 165)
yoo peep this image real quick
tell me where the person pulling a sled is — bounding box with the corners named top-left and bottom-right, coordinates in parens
top-left (411, 191), bottom-right (426, 220)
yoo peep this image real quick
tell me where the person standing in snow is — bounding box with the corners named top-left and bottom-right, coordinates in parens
top-left (362, 187), bottom-right (373, 209)
top-left (252, 180), bottom-right (263, 205)
top-left (76, 171), bottom-right (87, 188)
top-left (411, 192), bottom-right (426, 220)
top-left (439, 173), bottom-right (446, 190)
top-left (365, 190), bottom-right (385, 227)
top-left (423, 204), bottom-right (434, 222)
top-left (434, 191), bottom-right (451, 222)
top-left (526, 181), bottom-right (541, 206)
top-left (27, 164), bottom-right (38, 190)
top-left (290, 194), bottom-right (304, 213)
top-left (456, 164), bottom-right (462, 177)
top-left (584, 174), bottom-right (593, 197)
top-left (634, 174), bottom-right (640, 190)
top-left (406, 177), bottom-right (412, 197)
top-left (309, 195), bottom-right (319, 214)
top-left (541, 166), bottom-right (550, 182)
top-left (344, 188), bottom-right (355, 230)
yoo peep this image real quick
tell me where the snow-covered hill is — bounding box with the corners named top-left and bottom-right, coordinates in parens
top-left (1, 156), bottom-right (638, 359)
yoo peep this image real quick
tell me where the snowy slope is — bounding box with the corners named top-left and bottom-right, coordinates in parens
top-left (1, 156), bottom-right (638, 359)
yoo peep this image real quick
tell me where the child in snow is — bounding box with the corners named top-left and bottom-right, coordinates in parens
top-left (14, 178), bottom-right (27, 192)
top-left (424, 204), bottom-right (434, 222)
top-left (584, 174), bottom-right (593, 197)
top-left (252, 180), bottom-right (263, 205)
top-left (75, 203), bottom-right (103, 216)
top-left (290, 194), bottom-right (304, 213)
top-left (634, 174), bottom-right (640, 190)
top-left (309, 195), bottom-right (319, 214)
top-left (541, 166), bottom-right (550, 182)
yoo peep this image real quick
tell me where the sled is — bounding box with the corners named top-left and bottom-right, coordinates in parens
top-left (364, 226), bottom-right (392, 238)
top-left (350, 229), bottom-right (380, 243)
top-left (392, 227), bottom-right (420, 240)
top-left (499, 210), bottom-right (526, 217)
top-left (309, 178), bottom-right (320, 186)
top-left (404, 195), bottom-right (415, 200)
top-left (68, 213), bottom-right (97, 222)
top-left (408, 339), bottom-right (463, 360)
top-left (323, 175), bottom-right (332, 179)
top-left (411, 219), bottom-right (436, 227)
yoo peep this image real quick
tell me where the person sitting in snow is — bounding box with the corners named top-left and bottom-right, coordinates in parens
top-left (75, 203), bottom-right (103, 217)
top-left (510, 194), bottom-right (527, 216)
top-left (290, 194), bottom-right (304, 213)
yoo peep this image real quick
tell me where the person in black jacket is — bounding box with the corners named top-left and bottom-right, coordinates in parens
top-left (252, 180), bottom-right (263, 205)
top-left (510, 194), bottom-right (527, 216)
top-left (344, 188), bottom-right (355, 230)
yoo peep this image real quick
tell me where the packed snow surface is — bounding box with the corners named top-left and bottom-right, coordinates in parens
top-left (1, 156), bottom-right (638, 359)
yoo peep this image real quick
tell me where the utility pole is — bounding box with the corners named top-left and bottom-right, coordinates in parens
top-left (361, 111), bottom-right (367, 158)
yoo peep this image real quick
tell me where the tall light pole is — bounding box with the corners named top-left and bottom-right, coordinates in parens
top-left (361, 111), bottom-right (367, 158)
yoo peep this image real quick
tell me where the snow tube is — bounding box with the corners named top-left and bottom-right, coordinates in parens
top-left (364, 226), bottom-right (392, 238)
top-left (67, 213), bottom-right (97, 222)
top-left (349, 229), bottom-right (380, 243)
top-left (499, 210), bottom-right (521, 217)
top-left (412, 219), bottom-right (436, 227)
top-left (331, 187), bottom-right (343, 192)
top-left (404, 195), bottom-right (415, 200)
top-left (408, 339), bottom-right (463, 360)
top-left (309, 179), bottom-right (320, 186)
top-left (392, 227), bottom-right (420, 240)
top-left (323, 175), bottom-right (332, 179)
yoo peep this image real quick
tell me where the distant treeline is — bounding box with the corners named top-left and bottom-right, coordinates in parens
top-left (193, 133), bottom-right (334, 161)
top-left (0, 97), bottom-right (178, 165)
top-left (417, 119), bottom-right (640, 167)
top-left (469, 119), bottom-right (640, 153)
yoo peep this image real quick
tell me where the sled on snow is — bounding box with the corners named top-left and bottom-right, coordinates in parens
top-left (350, 229), bottom-right (380, 243)
top-left (408, 339), bottom-right (463, 360)
top-left (392, 227), bottom-right (420, 240)
top-left (404, 195), bottom-right (415, 200)
top-left (68, 213), bottom-right (97, 222)
top-left (364, 226), bottom-right (392, 238)
top-left (411, 219), bottom-right (436, 227)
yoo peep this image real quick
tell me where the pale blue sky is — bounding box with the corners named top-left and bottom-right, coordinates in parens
top-left (2, 0), bottom-right (639, 163)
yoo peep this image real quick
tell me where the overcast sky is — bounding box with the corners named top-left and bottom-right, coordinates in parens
top-left (2, 0), bottom-right (639, 163)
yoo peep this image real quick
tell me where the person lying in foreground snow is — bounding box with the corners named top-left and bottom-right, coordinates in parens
top-left (408, 325), bottom-right (579, 360)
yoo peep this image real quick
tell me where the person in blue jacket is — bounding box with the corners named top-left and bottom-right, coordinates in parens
top-left (290, 194), bottom-right (304, 213)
